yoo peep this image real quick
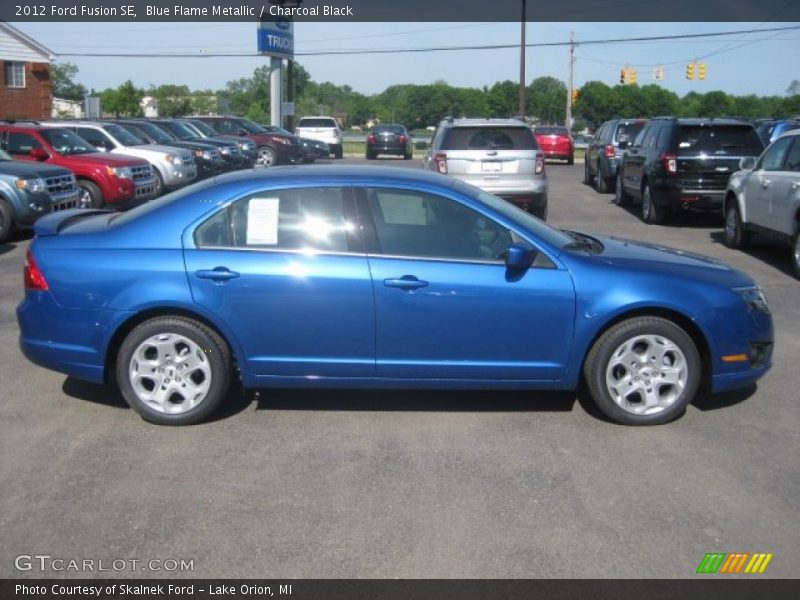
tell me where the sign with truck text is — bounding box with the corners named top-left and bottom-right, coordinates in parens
top-left (258, 15), bottom-right (294, 58)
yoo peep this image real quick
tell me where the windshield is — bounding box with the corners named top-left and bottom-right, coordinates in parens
top-left (237, 118), bottom-right (265, 134)
top-left (159, 121), bottom-right (196, 140)
top-left (134, 122), bottom-right (176, 144)
top-left (188, 120), bottom-right (216, 136)
top-left (453, 180), bottom-right (573, 250)
top-left (443, 126), bottom-right (537, 151)
top-left (40, 128), bottom-right (96, 155)
top-left (677, 125), bottom-right (763, 155)
top-left (105, 124), bottom-right (146, 146)
top-left (297, 118), bottom-right (338, 129)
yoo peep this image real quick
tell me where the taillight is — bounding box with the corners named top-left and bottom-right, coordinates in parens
top-left (367, 134), bottom-right (375, 143)
top-left (398, 135), bottom-right (406, 144)
top-left (660, 152), bottom-right (678, 174)
top-left (434, 152), bottom-right (448, 174)
top-left (24, 249), bottom-right (48, 291)
top-left (604, 144), bottom-right (615, 158)
top-left (535, 155), bottom-right (545, 175)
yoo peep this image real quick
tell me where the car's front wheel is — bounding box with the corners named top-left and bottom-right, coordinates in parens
top-left (583, 159), bottom-right (593, 185)
top-left (792, 230), bottom-right (800, 280)
top-left (724, 202), bottom-right (749, 248)
top-left (116, 316), bottom-right (231, 425)
top-left (78, 180), bottom-right (104, 208)
top-left (584, 316), bottom-right (701, 425)
top-left (257, 146), bottom-right (277, 167)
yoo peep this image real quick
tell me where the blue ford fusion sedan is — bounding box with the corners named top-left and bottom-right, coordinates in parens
top-left (18, 166), bottom-right (773, 426)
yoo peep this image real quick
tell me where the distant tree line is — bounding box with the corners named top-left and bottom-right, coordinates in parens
top-left (53, 62), bottom-right (800, 131)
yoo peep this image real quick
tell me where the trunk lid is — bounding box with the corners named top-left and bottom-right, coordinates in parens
top-left (33, 209), bottom-right (113, 237)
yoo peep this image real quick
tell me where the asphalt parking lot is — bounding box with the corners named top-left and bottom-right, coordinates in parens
top-left (1, 159), bottom-right (798, 579)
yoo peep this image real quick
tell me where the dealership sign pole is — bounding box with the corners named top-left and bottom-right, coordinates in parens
top-left (258, 6), bottom-right (295, 126)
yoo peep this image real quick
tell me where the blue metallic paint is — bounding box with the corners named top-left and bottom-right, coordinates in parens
top-left (17, 166), bottom-right (773, 397)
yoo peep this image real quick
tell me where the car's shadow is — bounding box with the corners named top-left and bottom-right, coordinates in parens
top-left (616, 202), bottom-right (723, 229)
top-left (692, 384), bottom-right (757, 412)
top-left (0, 242), bottom-right (15, 256)
top-left (709, 231), bottom-right (796, 278)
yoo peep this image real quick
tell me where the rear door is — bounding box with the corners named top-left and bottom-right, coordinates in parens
top-left (623, 123), bottom-right (654, 196)
top-left (743, 135), bottom-right (793, 229)
top-left (356, 185), bottom-right (575, 381)
top-left (3, 131), bottom-right (43, 163)
top-left (184, 185), bottom-right (376, 378)
top-left (442, 125), bottom-right (539, 191)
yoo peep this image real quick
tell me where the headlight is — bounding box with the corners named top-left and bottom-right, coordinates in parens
top-left (114, 166), bottom-right (133, 179)
top-left (194, 150), bottom-right (212, 160)
top-left (220, 147), bottom-right (231, 155)
top-left (15, 177), bottom-right (47, 193)
top-left (165, 154), bottom-right (182, 165)
top-left (274, 137), bottom-right (291, 145)
top-left (238, 141), bottom-right (254, 151)
top-left (735, 287), bottom-right (769, 313)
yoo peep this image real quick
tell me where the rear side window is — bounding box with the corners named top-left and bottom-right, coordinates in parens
top-left (615, 121), bottom-right (646, 144)
top-left (442, 127), bottom-right (537, 151)
top-left (5, 132), bottom-right (41, 155)
top-left (194, 187), bottom-right (357, 253)
top-left (677, 125), bottom-right (763, 156)
top-left (297, 118), bottom-right (338, 129)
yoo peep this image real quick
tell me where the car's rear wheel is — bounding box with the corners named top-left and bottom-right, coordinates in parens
top-left (257, 146), bottom-right (277, 167)
top-left (334, 146), bottom-right (343, 159)
top-left (583, 160), bottom-right (593, 185)
top-left (78, 180), bottom-right (104, 208)
top-left (365, 151), bottom-right (375, 160)
top-left (792, 230), bottom-right (800, 280)
top-left (116, 316), bottom-right (231, 425)
top-left (724, 202), bottom-right (750, 248)
top-left (613, 172), bottom-right (629, 206)
top-left (641, 184), bottom-right (664, 225)
top-left (595, 168), bottom-right (609, 194)
top-left (584, 316), bottom-right (701, 425)
top-left (0, 198), bottom-right (13, 243)
top-left (404, 151), bottom-right (413, 160)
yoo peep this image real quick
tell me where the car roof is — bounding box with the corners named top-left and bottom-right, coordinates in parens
top-left (776, 128), bottom-right (800, 139)
top-left (211, 165), bottom-right (455, 188)
top-left (654, 117), bottom-right (755, 126)
top-left (444, 118), bottom-right (528, 128)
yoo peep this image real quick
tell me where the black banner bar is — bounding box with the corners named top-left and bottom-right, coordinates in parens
top-left (3, 0), bottom-right (800, 22)
top-left (2, 579), bottom-right (800, 600)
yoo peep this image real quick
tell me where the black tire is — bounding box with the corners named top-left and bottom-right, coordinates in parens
top-left (0, 198), bottom-right (13, 243)
top-left (257, 146), bottom-right (277, 168)
top-left (723, 201), bottom-right (750, 249)
top-left (116, 316), bottom-right (232, 426)
top-left (152, 170), bottom-right (166, 197)
top-left (583, 316), bottom-right (701, 425)
top-left (613, 172), bottom-right (629, 207)
top-left (365, 151), bottom-right (374, 160)
top-left (595, 167), bottom-right (609, 194)
top-left (567, 155), bottom-right (574, 166)
top-left (791, 230), bottom-right (800, 280)
top-left (77, 179), bottom-right (104, 208)
top-left (583, 160), bottom-right (593, 185)
top-left (641, 183), bottom-right (664, 225)
top-left (404, 151), bottom-right (413, 160)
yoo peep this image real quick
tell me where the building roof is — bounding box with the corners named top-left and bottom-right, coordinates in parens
top-left (0, 21), bottom-right (55, 62)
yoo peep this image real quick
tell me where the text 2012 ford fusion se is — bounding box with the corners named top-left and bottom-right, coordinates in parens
top-left (17, 166), bottom-right (773, 426)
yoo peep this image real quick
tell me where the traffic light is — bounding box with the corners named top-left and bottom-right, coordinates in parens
top-left (697, 63), bottom-right (706, 80)
top-left (686, 63), bottom-right (695, 80)
top-left (620, 69), bottom-right (626, 84)
top-left (571, 89), bottom-right (579, 103)
top-left (627, 68), bottom-right (636, 84)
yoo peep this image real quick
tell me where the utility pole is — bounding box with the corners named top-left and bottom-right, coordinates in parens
top-left (518, 0), bottom-right (526, 117)
top-left (566, 30), bottom-right (575, 130)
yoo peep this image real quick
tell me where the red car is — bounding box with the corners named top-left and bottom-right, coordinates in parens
top-left (0, 123), bottom-right (157, 208)
top-left (533, 126), bottom-right (574, 164)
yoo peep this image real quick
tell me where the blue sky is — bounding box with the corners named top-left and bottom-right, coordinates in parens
top-left (12, 21), bottom-right (800, 96)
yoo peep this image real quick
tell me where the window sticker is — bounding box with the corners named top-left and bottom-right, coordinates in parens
top-left (246, 197), bottom-right (280, 245)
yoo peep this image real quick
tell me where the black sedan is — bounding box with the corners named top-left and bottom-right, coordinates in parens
top-left (366, 124), bottom-right (413, 160)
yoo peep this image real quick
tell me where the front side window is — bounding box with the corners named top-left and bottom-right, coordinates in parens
top-left (194, 187), bottom-right (357, 253)
top-left (758, 136), bottom-right (793, 171)
top-left (363, 188), bottom-right (514, 262)
top-left (40, 128), bottom-right (95, 155)
top-left (4, 61), bottom-right (25, 88)
top-left (783, 138), bottom-right (800, 172)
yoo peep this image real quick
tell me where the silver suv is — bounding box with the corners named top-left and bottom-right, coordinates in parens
top-left (422, 117), bottom-right (548, 219)
top-left (295, 116), bottom-right (343, 159)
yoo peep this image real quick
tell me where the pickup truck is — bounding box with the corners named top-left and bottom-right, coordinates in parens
top-left (724, 129), bottom-right (800, 279)
top-left (0, 123), bottom-right (157, 209)
top-left (0, 147), bottom-right (81, 242)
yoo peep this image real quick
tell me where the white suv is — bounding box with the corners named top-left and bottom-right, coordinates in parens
top-left (724, 129), bottom-right (800, 279)
top-left (44, 121), bottom-right (197, 195)
top-left (295, 116), bottom-right (343, 159)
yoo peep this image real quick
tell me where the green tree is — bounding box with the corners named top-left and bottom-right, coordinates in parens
top-left (486, 80), bottom-right (518, 117)
top-left (100, 80), bottom-right (143, 117)
top-left (527, 76), bottom-right (567, 123)
top-left (51, 62), bottom-right (87, 102)
top-left (149, 84), bottom-right (193, 117)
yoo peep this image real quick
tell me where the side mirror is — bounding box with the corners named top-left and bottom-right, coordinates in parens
top-left (740, 156), bottom-right (757, 170)
top-left (618, 140), bottom-right (628, 150)
top-left (94, 146), bottom-right (107, 153)
top-left (29, 147), bottom-right (48, 160)
top-left (504, 243), bottom-right (536, 271)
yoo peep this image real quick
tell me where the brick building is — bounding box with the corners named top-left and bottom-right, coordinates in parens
top-left (0, 22), bottom-right (54, 120)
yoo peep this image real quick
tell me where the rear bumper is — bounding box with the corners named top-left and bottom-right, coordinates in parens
top-left (652, 183), bottom-right (725, 211)
top-left (368, 144), bottom-right (407, 155)
top-left (541, 148), bottom-right (573, 160)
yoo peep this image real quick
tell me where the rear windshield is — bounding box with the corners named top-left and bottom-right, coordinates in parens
top-left (533, 127), bottom-right (569, 137)
top-left (615, 121), bottom-right (646, 144)
top-left (374, 125), bottom-right (405, 134)
top-left (297, 118), bottom-right (338, 128)
top-left (442, 127), bottom-right (537, 151)
top-left (677, 125), bottom-right (763, 155)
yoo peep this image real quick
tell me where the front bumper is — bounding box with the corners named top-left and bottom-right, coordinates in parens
top-left (162, 163), bottom-right (198, 187)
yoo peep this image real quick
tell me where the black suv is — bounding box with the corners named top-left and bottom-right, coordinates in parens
top-left (584, 118), bottom-right (647, 193)
top-left (615, 117), bottom-right (764, 224)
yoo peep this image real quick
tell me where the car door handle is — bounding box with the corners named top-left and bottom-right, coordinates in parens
top-left (384, 276), bottom-right (428, 290)
top-left (195, 267), bottom-right (240, 282)
top-left (791, 182), bottom-right (800, 190)
top-left (761, 180), bottom-right (771, 188)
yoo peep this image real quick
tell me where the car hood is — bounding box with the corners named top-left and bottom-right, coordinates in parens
top-left (588, 234), bottom-right (755, 288)
top-left (0, 160), bottom-right (72, 179)
top-left (63, 152), bottom-right (147, 168)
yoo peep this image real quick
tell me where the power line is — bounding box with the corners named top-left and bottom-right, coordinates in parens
top-left (55, 25), bottom-right (800, 58)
